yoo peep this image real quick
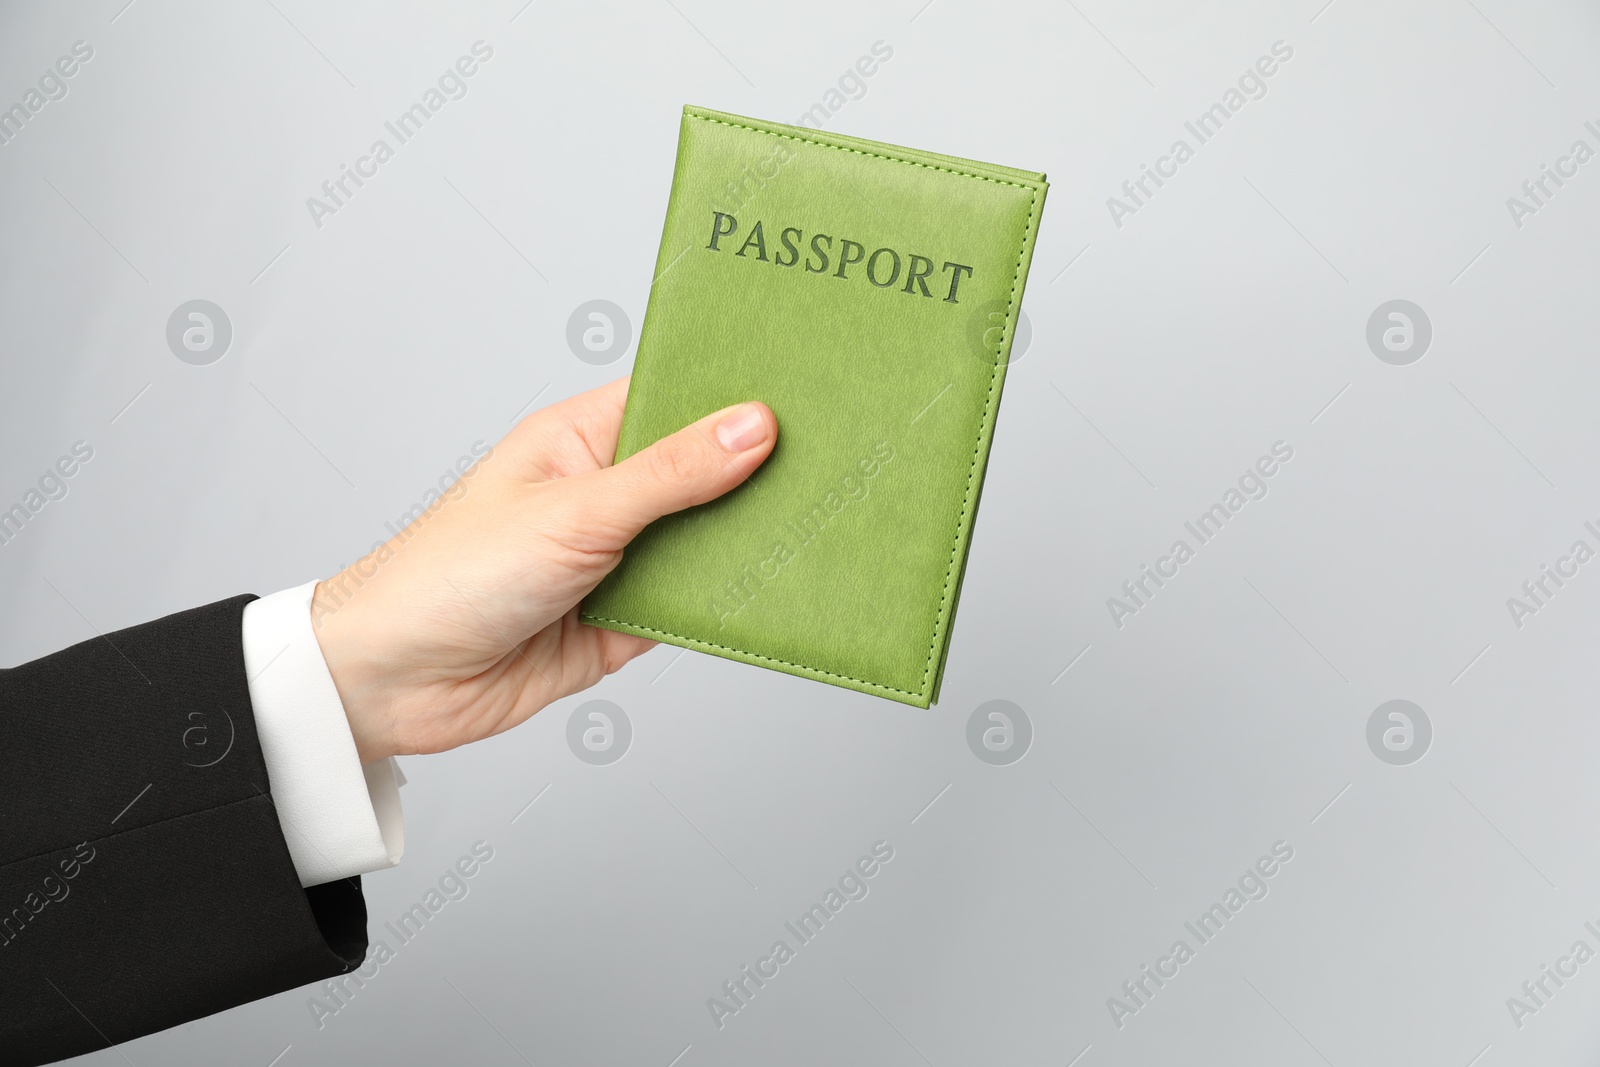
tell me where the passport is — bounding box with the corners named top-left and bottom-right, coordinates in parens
top-left (581, 105), bottom-right (1047, 708)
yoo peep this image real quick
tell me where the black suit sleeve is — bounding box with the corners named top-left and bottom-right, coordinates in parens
top-left (0, 595), bottom-right (368, 1066)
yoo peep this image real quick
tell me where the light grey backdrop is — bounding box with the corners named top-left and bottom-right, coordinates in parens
top-left (4, 0), bottom-right (1600, 1063)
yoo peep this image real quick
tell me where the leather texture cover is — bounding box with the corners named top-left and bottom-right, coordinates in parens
top-left (582, 105), bottom-right (1047, 707)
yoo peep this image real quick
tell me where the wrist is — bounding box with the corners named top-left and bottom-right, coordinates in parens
top-left (311, 572), bottom-right (398, 764)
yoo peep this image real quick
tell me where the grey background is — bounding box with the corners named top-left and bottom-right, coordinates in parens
top-left (2, 0), bottom-right (1599, 1063)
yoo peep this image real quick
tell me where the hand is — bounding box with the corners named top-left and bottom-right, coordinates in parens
top-left (309, 377), bottom-right (777, 763)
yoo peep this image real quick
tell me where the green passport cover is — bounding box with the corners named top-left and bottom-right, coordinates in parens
top-left (581, 105), bottom-right (1047, 708)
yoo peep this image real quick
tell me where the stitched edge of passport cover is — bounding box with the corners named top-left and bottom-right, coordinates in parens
top-left (581, 105), bottom-right (1047, 707)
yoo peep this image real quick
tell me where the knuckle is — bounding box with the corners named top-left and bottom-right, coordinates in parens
top-left (644, 435), bottom-right (702, 484)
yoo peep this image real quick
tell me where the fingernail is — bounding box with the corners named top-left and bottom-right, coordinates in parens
top-left (715, 403), bottom-right (768, 452)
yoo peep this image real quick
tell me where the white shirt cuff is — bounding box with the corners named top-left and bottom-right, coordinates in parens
top-left (241, 580), bottom-right (404, 887)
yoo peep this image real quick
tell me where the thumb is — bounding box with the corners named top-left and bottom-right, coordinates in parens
top-left (572, 401), bottom-right (777, 545)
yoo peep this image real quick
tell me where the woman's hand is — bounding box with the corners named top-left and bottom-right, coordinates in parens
top-left (309, 377), bottom-right (777, 763)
